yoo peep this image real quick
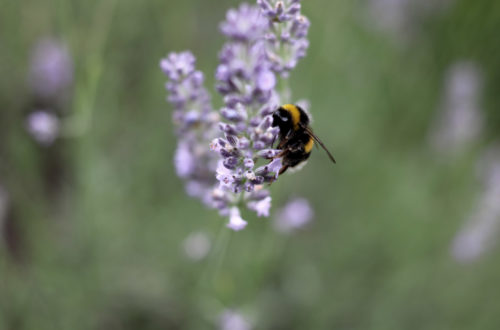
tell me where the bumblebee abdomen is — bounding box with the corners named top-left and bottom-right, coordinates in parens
top-left (304, 137), bottom-right (314, 153)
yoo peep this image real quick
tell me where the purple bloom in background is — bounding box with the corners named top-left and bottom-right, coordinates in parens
top-left (219, 309), bottom-right (252, 330)
top-left (161, 0), bottom-right (311, 230)
top-left (183, 231), bottom-right (212, 261)
top-left (450, 146), bottom-right (500, 263)
top-left (365, 0), bottom-right (453, 42)
top-left (26, 38), bottom-right (73, 145)
top-left (429, 61), bottom-right (483, 156)
top-left (274, 197), bottom-right (314, 233)
top-left (26, 110), bottom-right (60, 146)
top-left (29, 38), bottom-right (73, 102)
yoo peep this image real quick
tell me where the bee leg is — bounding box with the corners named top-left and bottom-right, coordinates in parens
top-left (278, 165), bottom-right (289, 175)
top-left (272, 149), bottom-right (288, 160)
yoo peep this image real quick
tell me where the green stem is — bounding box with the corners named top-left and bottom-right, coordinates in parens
top-left (61, 0), bottom-right (118, 138)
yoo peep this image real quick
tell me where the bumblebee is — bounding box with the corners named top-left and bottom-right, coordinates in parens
top-left (272, 104), bottom-right (336, 175)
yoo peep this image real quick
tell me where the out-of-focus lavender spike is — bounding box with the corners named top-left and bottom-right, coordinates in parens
top-left (25, 110), bottom-right (60, 146)
top-left (274, 197), bottom-right (314, 233)
top-left (365, 0), bottom-right (453, 42)
top-left (29, 38), bottom-right (73, 102)
top-left (429, 61), bottom-right (483, 157)
top-left (450, 146), bottom-right (500, 263)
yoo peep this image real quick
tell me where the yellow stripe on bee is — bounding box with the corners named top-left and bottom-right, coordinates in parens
top-left (304, 138), bottom-right (314, 153)
top-left (282, 104), bottom-right (301, 130)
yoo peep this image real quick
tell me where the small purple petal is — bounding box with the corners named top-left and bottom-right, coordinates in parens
top-left (227, 207), bottom-right (248, 231)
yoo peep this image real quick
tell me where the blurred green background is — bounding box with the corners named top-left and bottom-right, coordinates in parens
top-left (1, 0), bottom-right (500, 329)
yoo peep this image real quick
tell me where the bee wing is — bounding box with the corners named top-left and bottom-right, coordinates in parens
top-left (302, 124), bottom-right (336, 164)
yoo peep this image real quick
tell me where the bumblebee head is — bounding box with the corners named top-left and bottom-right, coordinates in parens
top-left (272, 104), bottom-right (309, 134)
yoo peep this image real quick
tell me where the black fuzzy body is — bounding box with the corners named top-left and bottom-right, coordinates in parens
top-left (272, 105), bottom-right (314, 174)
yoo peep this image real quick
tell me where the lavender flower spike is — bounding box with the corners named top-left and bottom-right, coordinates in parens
top-left (161, 0), bottom-right (312, 230)
top-left (160, 51), bottom-right (220, 207)
top-left (209, 0), bottom-right (311, 229)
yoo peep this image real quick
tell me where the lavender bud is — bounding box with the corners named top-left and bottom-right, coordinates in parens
top-left (226, 134), bottom-right (239, 146)
top-left (250, 176), bottom-right (265, 185)
top-left (218, 122), bottom-right (239, 135)
top-left (253, 141), bottom-right (266, 150)
top-left (287, 3), bottom-right (301, 15)
top-left (257, 149), bottom-right (281, 159)
top-left (244, 181), bottom-right (254, 192)
top-left (220, 148), bottom-right (233, 158)
top-left (223, 157), bottom-right (239, 169)
top-left (248, 189), bottom-right (270, 201)
top-left (258, 115), bottom-right (273, 131)
top-left (243, 158), bottom-right (255, 168)
top-left (249, 117), bottom-right (261, 127)
top-left (238, 137), bottom-right (251, 149)
top-left (256, 70), bottom-right (276, 91)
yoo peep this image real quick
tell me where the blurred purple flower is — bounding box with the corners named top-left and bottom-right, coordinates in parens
top-left (365, 0), bottom-right (453, 42)
top-left (183, 231), bottom-right (212, 261)
top-left (429, 61), bottom-right (483, 156)
top-left (450, 146), bottom-right (500, 263)
top-left (29, 38), bottom-right (73, 101)
top-left (219, 309), bottom-right (252, 330)
top-left (274, 197), bottom-right (314, 233)
top-left (25, 110), bottom-right (60, 146)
